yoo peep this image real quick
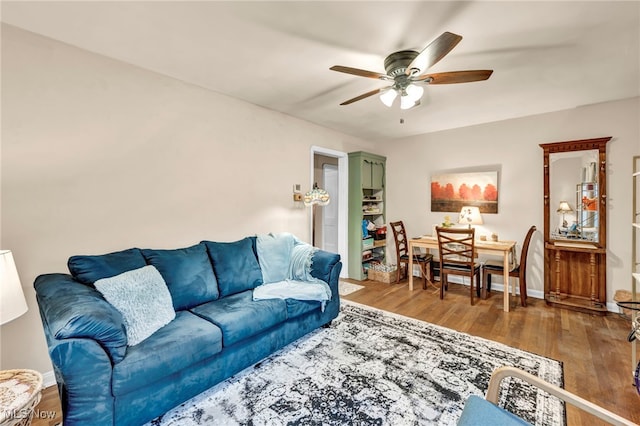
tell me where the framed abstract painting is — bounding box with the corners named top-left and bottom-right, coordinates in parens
top-left (431, 171), bottom-right (499, 213)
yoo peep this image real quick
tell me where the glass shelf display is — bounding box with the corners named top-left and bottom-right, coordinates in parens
top-left (571, 182), bottom-right (599, 242)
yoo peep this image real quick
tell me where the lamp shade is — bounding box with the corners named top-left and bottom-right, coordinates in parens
top-left (379, 88), bottom-right (398, 107)
top-left (405, 84), bottom-right (424, 102)
top-left (303, 184), bottom-right (330, 206)
top-left (557, 201), bottom-right (573, 213)
top-left (458, 206), bottom-right (483, 226)
top-left (1, 250), bottom-right (28, 325)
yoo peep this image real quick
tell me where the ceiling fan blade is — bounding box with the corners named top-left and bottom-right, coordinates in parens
top-left (339, 88), bottom-right (385, 106)
top-left (416, 70), bottom-right (493, 84)
top-left (405, 31), bottom-right (463, 76)
top-left (330, 65), bottom-right (391, 80)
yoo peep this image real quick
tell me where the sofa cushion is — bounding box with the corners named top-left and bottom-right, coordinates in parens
top-left (68, 248), bottom-right (147, 285)
top-left (202, 238), bottom-right (263, 297)
top-left (285, 299), bottom-right (322, 320)
top-left (34, 273), bottom-right (128, 363)
top-left (190, 290), bottom-right (287, 346)
top-left (94, 266), bottom-right (176, 346)
top-left (111, 310), bottom-right (223, 396)
top-left (142, 243), bottom-right (219, 310)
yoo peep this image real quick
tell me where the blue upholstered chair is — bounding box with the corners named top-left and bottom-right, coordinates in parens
top-left (458, 366), bottom-right (636, 426)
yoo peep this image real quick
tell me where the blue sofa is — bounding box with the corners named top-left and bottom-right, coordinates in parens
top-left (34, 235), bottom-right (341, 426)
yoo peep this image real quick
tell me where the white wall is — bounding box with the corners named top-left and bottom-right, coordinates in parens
top-left (0, 25), bottom-right (374, 373)
top-left (378, 97), bottom-right (640, 304)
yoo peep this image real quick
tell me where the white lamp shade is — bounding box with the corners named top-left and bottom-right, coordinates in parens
top-left (379, 88), bottom-right (397, 107)
top-left (400, 95), bottom-right (416, 110)
top-left (557, 201), bottom-right (573, 213)
top-left (1, 250), bottom-right (28, 325)
top-left (458, 206), bottom-right (484, 225)
top-left (405, 84), bottom-right (424, 102)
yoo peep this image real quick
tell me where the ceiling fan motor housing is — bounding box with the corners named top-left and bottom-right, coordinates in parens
top-left (384, 50), bottom-right (419, 77)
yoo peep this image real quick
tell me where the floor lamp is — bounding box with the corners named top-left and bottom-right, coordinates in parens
top-left (1, 250), bottom-right (43, 426)
top-left (1, 250), bottom-right (28, 325)
top-left (304, 183), bottom-right (330, 247)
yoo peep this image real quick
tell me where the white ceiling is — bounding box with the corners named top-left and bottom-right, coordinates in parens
top-left (2, 1), bottom-right (639, 141)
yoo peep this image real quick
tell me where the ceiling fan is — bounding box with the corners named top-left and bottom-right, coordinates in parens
top-left (330, 32), bottom-right (493, 110)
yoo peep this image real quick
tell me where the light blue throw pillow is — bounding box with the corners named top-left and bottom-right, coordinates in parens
top-left (94, 265), bottom-right (176, 346)
top-left (257, 232), bottom-right (296, 283)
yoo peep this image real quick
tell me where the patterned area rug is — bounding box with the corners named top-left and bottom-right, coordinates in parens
top-left (149, 301), bottom-right (564, 426)
top-left (338, 280), bottom-right (364, 296)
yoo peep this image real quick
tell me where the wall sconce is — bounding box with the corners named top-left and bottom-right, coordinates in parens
top-left (459, 206), bottom-right (483, 228)
top-left (304, 184), bottom-right (330, 246)
top-left (293, 184), bottom-right (303, 202)
top-left (557, 201), bottom-right (573, 228)
top-left (303, 183), bottom-right (330, 206)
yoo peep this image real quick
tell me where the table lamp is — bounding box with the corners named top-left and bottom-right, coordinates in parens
top-left (459, 206), bottom-right (483, 229)
top-left (1, 250), bottom-right (28, 325)
top-left (556, 201), bottom-right (573, 228)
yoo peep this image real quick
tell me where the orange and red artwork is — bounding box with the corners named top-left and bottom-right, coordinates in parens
top-left (431, 171), bottom-right (498, 213)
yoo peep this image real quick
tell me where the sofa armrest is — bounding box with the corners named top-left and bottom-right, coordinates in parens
top-left (310, 249), bottom-right (342, 309)
top-left (310, 249), bottom-right (341, 285)
top-left (49, 338), bottom-right (115, 426)
top-left (35, 273), bottom-right (128, 363)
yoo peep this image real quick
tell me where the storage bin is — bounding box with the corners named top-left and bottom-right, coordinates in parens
top-left (367, 268), bottom-right (396, 284)
top-left (363, 238), bottom-right (374, 249)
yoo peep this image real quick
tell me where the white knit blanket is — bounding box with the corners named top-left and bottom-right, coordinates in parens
top-left (253, 233), bottom-right (331, 309)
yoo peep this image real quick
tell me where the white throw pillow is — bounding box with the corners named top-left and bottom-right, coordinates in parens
top-left (94, 265), bottom-right (175, 346)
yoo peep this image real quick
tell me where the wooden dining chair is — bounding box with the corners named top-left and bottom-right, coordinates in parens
top-left (436, 226), bottom-right (481, 304)
top-left (390, 221), bottom-right (433, 288)
top-left (482, 225), bottom-right (536, 307)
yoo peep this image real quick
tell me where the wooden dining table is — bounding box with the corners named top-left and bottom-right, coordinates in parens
top-left (408, 235), bottom-right (517, 312)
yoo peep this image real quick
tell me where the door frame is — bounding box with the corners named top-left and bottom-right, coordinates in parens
top-left (310, 146), bottom-right (348, 278)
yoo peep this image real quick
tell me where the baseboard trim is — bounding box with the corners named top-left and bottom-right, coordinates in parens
top-left (442, 276), bottom-right (621, 312)
top-left (43, 370), bottom-right (56, 388)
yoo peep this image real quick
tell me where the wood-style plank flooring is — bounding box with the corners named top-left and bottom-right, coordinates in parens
top-left (32, 278), bottom-right (639, 425)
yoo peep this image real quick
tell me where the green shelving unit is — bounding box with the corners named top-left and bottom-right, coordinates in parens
top-left (348, 151), bottom-right (386, 280)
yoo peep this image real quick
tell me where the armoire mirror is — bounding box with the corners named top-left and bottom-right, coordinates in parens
top-left (549, 149), bottom-right (600, 243)
top-left (540, 137), bottom-right (611, 315)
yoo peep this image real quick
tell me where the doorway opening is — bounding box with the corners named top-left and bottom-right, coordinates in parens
top-left (310, 146), bottom-right (348, 277)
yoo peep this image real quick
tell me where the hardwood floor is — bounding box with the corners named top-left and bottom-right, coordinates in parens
top-left (341, 278), bottom-right (639, 425)
top-left (32, 278), bottom-right (639, 425)
top-left (31, 385), bottom-right (62, 426)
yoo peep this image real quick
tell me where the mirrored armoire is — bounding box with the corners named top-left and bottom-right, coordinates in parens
top-left (540, 137), bottom-right (611, 315)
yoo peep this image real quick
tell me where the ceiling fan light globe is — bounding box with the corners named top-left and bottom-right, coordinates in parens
top-left (400, 95), bottom-right (416, 110)
top-left (379, 89), bottom-right (398, 107)
top-left (405, 84), bottom-right (424, 102)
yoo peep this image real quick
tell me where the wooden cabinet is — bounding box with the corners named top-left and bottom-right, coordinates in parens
top-left (361, 157), bottom-right (385, 190)
top-left (540, 137), bottom-right (611, 315)
top-left (348, 151), bottom-right (386, 280)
